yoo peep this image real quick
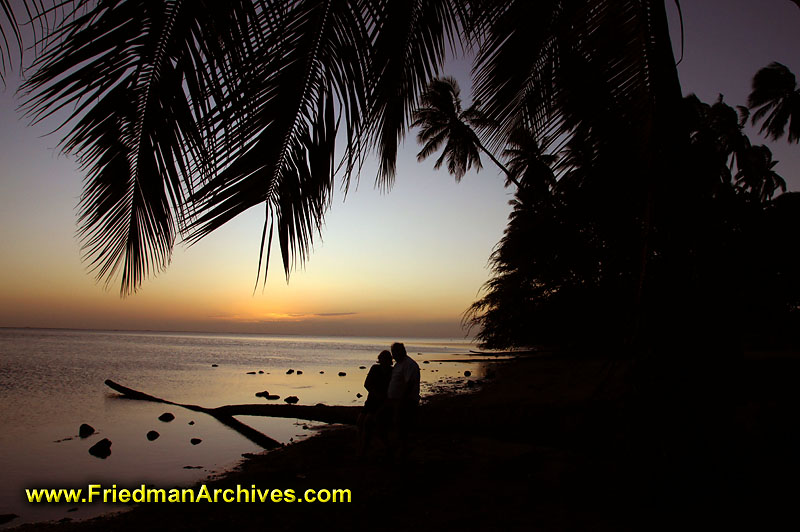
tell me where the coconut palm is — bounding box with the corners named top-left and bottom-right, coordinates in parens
top-left (748, 62), bottom-right (800, 143)
top-left (735, 145), bottom-right (787, 202)
top-left (683, 94), bottom-right (752, 195)
top-left (20, 0), bottom-right (467, 294)
top-left (501, 127), bottom-right (557, 195)
top-left (14, 0), bottom-right (687, 303)
top-left (412, 76), bottom-right (520, 187)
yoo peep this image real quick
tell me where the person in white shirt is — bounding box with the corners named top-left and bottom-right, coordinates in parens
top-left (387, 342), bottom-right (420, 459)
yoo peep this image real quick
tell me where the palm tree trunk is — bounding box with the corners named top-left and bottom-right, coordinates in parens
top-left (631, 0), bottom-right (688, 347)
top-left (476, 140), bottom-right (521, 188)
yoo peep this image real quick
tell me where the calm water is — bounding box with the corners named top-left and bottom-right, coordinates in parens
top-left (0, 328), bottom-right (483, 527)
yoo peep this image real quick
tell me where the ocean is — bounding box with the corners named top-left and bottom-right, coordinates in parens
top-left (0, 328), bottom-right (482, 527)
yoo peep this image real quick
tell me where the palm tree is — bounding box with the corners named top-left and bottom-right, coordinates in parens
top-left (735, 144), bottom-right (787, 202)
top-left (20, 0), bottom-right (468, 294)
top-left (412, 76), bottom-right (520, 187)
top-left (13, 0), bottom-right (687, 310)
top-left (683, 94), bottom-right (752, 195)
top-left (501, 127), bottom-right (556, 195)
top-left (748, 62), bottom-right (800, 143)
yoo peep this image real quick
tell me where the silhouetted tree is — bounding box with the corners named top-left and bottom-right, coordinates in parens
top-left (501, 127), bottom-right (556, 194)
top-left (735, 145), bottom-right (787, 202)
top-left (748, 62), bottom-right (800, 143)
top-left (468, 90), bottom-right (798, 349)
top-left (12, 0), bottom-right (684, 305)
top-left (412, 76), bottom-right (520, 187)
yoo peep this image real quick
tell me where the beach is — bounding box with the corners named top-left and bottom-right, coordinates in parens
top-left (0, 329), bottom-right (494, 528)
top-left (8, 346), bottom-right (800, 531)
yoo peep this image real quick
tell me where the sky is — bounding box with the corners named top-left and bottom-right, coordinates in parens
top-left (1, 0), bottom-right (799, 338)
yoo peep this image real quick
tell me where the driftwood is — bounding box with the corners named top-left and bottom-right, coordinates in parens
top-left (104, 380), bottom-right (359, 450)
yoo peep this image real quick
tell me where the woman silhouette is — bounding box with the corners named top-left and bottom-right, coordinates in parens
top-left (357, 350), bottom-right (393, 457)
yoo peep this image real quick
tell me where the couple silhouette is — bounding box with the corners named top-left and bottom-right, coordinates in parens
top-left (357, 342), bottom-right (420, 460)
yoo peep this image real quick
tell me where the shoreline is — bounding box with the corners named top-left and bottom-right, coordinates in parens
top-left (11, 349), bottom-right (800, 530)
top-left (6, 353), bottom-right (495, 531)
top-left (8, 354), bottom-right (512, 531)
top-left (0, 330), bottom-right (483, 529)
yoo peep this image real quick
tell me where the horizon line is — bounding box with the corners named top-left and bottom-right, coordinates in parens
top-left (0, 325), bottom-right (474, 341)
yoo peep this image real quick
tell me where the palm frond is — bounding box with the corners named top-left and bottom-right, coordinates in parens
top-left (22, 0), bottom-right (470, 294)
top-left (472, 0), bottom-right (682, 167)
top-left (365, 0), bottom-right (465, 188)
top-left (748, 62), bottom-right (800, 143)
top-left (186, 0), bottom-right (372, 284)
top-left (0, 0), bottom-right (24, 83)
top-left (21, 0), bottom-right (262, 294)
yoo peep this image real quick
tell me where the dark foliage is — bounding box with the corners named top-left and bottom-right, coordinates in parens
top-left (466, 92), bottom-right (799, 349)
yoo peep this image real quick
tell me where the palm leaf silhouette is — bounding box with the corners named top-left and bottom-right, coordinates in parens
top-left (412, 76), bottom-right (520, 186)
top-left (748, 62), bottom-right (800, 143)
top-left (22, 0), bottom-right (465, 294)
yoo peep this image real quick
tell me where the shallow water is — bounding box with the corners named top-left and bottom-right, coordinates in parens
top-left (0, 328), bottom-right (487, 527)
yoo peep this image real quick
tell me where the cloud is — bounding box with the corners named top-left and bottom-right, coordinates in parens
top-left (208, 311), bottom-right (358, 322)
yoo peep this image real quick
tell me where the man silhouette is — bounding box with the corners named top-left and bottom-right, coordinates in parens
top-left (387, 342), bottom-right (420, 459)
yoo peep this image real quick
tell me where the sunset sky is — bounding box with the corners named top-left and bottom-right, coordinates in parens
top-left (1, 0), bottom-right (799, 337)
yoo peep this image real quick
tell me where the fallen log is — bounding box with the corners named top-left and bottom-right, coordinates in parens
top-left (104, 380), bottom-right (360, 450)
top-left (214, 404), bottom-right (359, 425)
top-left (105, 380), bottom-right (281, 449)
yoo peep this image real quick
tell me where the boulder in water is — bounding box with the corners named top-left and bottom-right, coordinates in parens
top-left (464, 370), bottom-right (472, 377)
top-left (158, 412), bottom-right (175, 422)
top-left (296, 370), bottom-right (303, 375)
top-left (284, 396), bottom-right (299, 404)
top-left (146, 431), bottom-right (160, 441)
top-left (190, 438), bottom-right (202, 445)
top-left (338, 371), bottom-right (347, 377)
top-left (88, 438), bottom-right (112, 459)
top-left (286, 369), bottom-right (295, 375)
top-left (78, 423), bottom-right (95, 438)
